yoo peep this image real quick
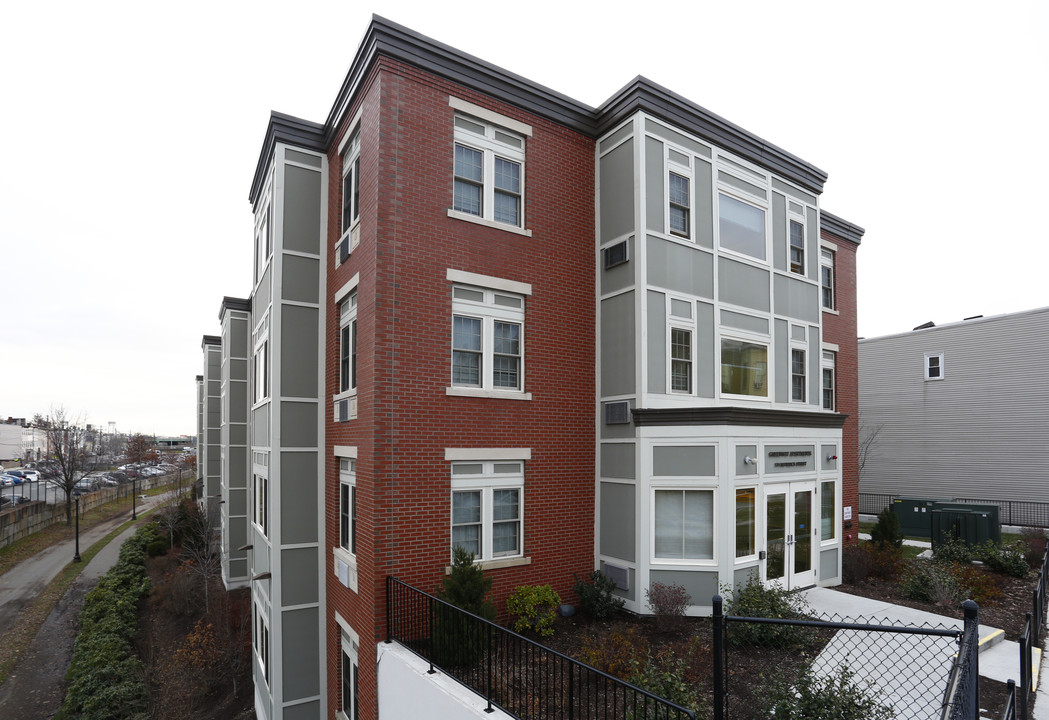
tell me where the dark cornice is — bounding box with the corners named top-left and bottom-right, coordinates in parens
top-left (218, 296), bottom-right (251, 320)
top-left (595, 77), bottom-right (828, 195)
top-left (249, 112), bottom-right (326, 207)
top-left (632, 406), bottom-right (848, 429)
top-left (201, 335), bottom-right (221, 349)
top-left (820, 209), bottom-right (865, 246)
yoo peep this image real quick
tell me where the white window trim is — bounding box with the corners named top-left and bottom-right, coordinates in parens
top-left (446, 269), bottom-right (531, 296)
top-left (789, 339), bottom-right (807, 404)
top-left (651, 486), bottom-right (717, 566)
top-left (335, 613), bottom-right (360, 720)
top-left (334, 445), bottom-right (358, 459)
top-left (734, 485), bottom-right (759, 562)
top-left (821, 350), bottom-right (836, 411)
top-left (334, 457), bottom-right (358, 593)
top-left (447, 209), bottom-right (534, 237)
top-left (450, 459), bottom-right (526, 564)
top-left (667, 295), bottom-right (696, 395)
top-left (338, 290), bottom-right (358, 397)
top-left (451, 106), bottom-right (529, 232)
top-left (719, 333), bottom-right (772, 401)
top-left (253, 472), bottom-right (268, 538)
top-left (666, 148), bottom-right (693, 241)
top-left (254, 601), bottom-right (270, 687)
top-left (333, 273), bottom-right (361, 305)
top-left (449, 97), bottom-right (533, 136)
top-left (716, 188), bottom-right (770, 265)
top-left (450, 282), bottom-right (527, 396)
top-left (339, 123), bottom-right (362, 261)
top-left (820, 247), bottom-right (837, 314)
top-left (788, 209), bottom-right (806, 276)
top-left (819, 478), bottom-right (840, 547)
top-left (925, 352), bottom-right (945, 381)
top-left (445, 448), bottom-right (532, 461)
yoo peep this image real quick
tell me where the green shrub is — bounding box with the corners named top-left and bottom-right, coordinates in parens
top-left (146, 539), bottom-right (169, 557)
top-left (841, 544), bottom-right (871, 583)
top-left (899, 560), bottom-right (963, 606)
top-left (437, 546), bottom-right (495, 620)
top-left (724, 577), bottom-right (813, 647)
top-left (767, 664), bottom-right (894, 719)
top-left (627, 653), bottom-right (707, 719)
top-left (579, 627), bottom-right (650, 679)
top-left (574, 570), bottom-right (625, 619)
top-left (870, 507), bottom-right (902, 549)
top-left (433, 547), bottom-right (494, 667)
top-left (866, 542), bottom-right (905, 580)
top-left (507, 584), bottom-right (561, 638)
top-left (933, 531), bottom-right (973, 565)
top-left (976, 540), bottom-right (1028, 578)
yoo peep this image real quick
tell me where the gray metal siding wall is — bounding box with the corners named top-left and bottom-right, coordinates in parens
top-left (221, 309), bottom-right (251, 586)
top-left (859, 309), bottom-right (1049, 503)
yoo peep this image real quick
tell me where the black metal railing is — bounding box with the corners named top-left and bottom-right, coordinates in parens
top-left (859, 493), bottom-right (897, 515)
top-left (385, 577), bottom-right (696, 720)
top-left (1014, 544), bottom-right (1049, 719)
top-left (859, 493), bottom-right (1049, 528)
top-left (940, 601), bottom-right (980, 720)
top-left (1002, 679), bottom-right (1017, 720)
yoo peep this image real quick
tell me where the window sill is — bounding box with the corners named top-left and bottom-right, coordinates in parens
top-left (447, 209), bottom-right (532, 237)
top-left (333, 389), bottom-right (358, 403)
top-left (821, 307), bottom-right (839, 316)
top-left (445, 556), bottom-right (531, 574)
top-left (446, 387), bottom-right (532, 401)
top-left (332, 547), bottom-right (358, 593)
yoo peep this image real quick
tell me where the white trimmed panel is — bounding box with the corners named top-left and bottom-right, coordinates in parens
top-left (333, 273), bottom-right (360, 305)
top-left (333, 445), bottom-right (358, 458)
top-left (448, 96), bottom-right (533, 136)
top-left (446, 269), bottom-right (531, 296)
top-left (445, 448), bottom-right (532, 461)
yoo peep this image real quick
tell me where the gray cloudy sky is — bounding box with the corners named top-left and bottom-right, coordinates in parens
top-left (1, 0), bottom-right (1045, 435)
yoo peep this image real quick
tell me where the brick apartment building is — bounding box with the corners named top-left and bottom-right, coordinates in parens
top-left (196, 16), bottom-right (864, 720)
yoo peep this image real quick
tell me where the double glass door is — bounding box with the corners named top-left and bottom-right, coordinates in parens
top-left (765, 482), bottom-right (816, 589)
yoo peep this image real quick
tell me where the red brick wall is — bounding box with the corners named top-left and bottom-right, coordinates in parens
top-left (324, 58), bottom-right (596, 720)
top-left (820, 230), bottom-right (860, 547)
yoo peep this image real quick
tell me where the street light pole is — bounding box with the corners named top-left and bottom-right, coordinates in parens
top-left (73, 495), bottom-right (81, 563)
top-left (132, 476), bottom-right (137, 520)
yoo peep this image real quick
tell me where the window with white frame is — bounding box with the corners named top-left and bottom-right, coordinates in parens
top-left (451, 285), bottom-right (524, 392)
top-left (668, 296), bottom-right (694, 394)
top-left (254, 200), bottom-right (271, 285)
top-left (821, 351), bottom-right (836, 410)
top-left (339, 630), bottom-right (359, 720)
top-left (718, 192), bottom-right (766, 260)
top-left (791, 349), bottom-right (806, 402)
top-left (340, 458), bottom-right (357, 556)
top-left (789, 218), bottom-right (805, 275)
top-left (654, 489), bottom-right (714, 560)
top-left (821, 249), bottom-right (835, 309)
top-left (668, 154), bottom-right (691, 239)
top-left (721, 338), bottom-right (768, 398)
top-left (254, 604), bottom-right (270, 684)
top-left (340, 291), bottom-right (358, 394)
top-left (341, 129), bottom-right (361, 237)
top-left (735, 487), bottom-right (755, 558)
top-left (820, 480), bottom-right (837, 542)
top-left (925, 353), bottom-right (944, 380)
top-left (253, 339), bottom-right (269, 404)
top-left (452, 114), bottom-right (525, 228)
top-left (254, 473), bottom-right (268, 537)
top-left (450, 460), bottom-right (523, 562)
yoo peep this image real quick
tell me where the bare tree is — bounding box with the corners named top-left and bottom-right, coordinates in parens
top-left (181, 501), bottom-right (221, 614)
top-left (125, 433), bottom-right (154, 465)
top-left (858, 422), bottom-right (885, 480)
top-left (43, 406), bottom-right (90, 526)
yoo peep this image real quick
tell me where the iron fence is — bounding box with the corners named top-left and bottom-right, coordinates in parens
top-left (711, 595), bottom-right (970, 720)
top-left (385, 577), bottom-right (696, 720)
top-left (860, 493), bottom-right (1049, 528)
top-left (1013, 544), bottom-right (1049, 719)
top-left (860, 493), bottom-right (897, 515)
top-left (939, 601), bottom-right (979, 720)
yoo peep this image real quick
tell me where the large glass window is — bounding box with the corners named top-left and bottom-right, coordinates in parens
top-left (450, 460), bottom-right (524, 562)
top-left (654, 489), bottom-right (713, 560)
top-left (451, 284), bottom-right (524, 392)
top-left (821, 480), bottom-right (836, 541)
top-left (735, 488), bottom-right (755, 558)
top-left (719, 193), bottom-right (766, 260)
top-left (452, 114), bottom-right (525, 228)
top-left (721, 339), bottom-right (768, 397)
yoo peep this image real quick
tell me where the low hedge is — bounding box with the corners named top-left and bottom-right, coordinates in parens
top-left (58, 522), bottom-right (159, 720)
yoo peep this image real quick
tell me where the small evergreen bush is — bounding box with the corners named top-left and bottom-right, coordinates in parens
top-left (438, 546), bottom-right (495, 620)
top-left (724, 577), bottom-right (813, 648)
top-left (507, 584), bottom-right (561, 638)
top-left (977, 540), bottom-right (1028, 578)
top-left (627, 653), bottom-right (707, 718)
top-left (933, 531), bottom-right (973, 565)
top-left (645, 582), bottom-right (691, 633)
top-left (870, 507), bottom-right (902, 549)
top-left (433, 547), bottom-right (494, 667)
top-left (767, 664), bottom-right (894, 719)
top-left (1021, 527), bottom-right (1047, 567)
top-left (574, 570), bottom-right (625, 619)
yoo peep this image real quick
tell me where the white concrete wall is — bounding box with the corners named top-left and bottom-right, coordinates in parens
top-left (376, 642), bottom-right (513, 720)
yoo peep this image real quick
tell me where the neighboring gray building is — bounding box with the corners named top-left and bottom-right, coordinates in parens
top-left (201, 335), bottom-right (222, 528)
top-left (858, 306), bottom-right (1049, 505)
top-left (219, 297), bottom-right (252, 589)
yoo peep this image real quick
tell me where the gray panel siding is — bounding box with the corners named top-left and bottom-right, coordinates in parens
top-left (806, 206), bottom-right (819, 280)
top-left (282, 547), bottom-right (319, 605)
top-left (772, 274), bottom-right (819, 324)
top-left (771, 193), bottom-right (787, 272)
top-left (646, 236), bottom-right (714, 298)
top-left (285, 149), bottom-right (321, 168)
top-left (733, 566), bottom-right (759, 589)
top-left (718, 259), bottom-right (770, 312)
top-left (697, 301), bottom-right (714, 398)
top-left (649, 570), bottom-right (718, 607)
top-left (735, 445), bottom-right (758, 476)
top-left (645, 137), bottom-right (664, 234)
top-left (647, 290), bottom-right (666, 394)
top-left (859, 309), bottom-right (1049, 503)
top-left (771, 178), bottom-right (817, 206)
top-left (600, 482), bottom-right (636, 561)
top-left (718, 171), bottom-right (766, 200)
top-left (601, 236), bottom-right (635, 295)
top-left (601, 292), bottom-right (636, 397)
top-left (280, 452), bottom-right (318, 544)
top-left (808, 327), bottom-right (820, 406)
top-left (695, 161), bottom-right (714, 249)
top-left (644, 119), bottom-right (711, 158)
top-left (774, 319), bottom-right (789, 404)
top-left (281, 607), bottom-right (320, 699)
top-left (653, 445), bottom-right (716, 476)
top-left (255, 265), bottom-right (272, 316)
top-left (282, 165), bottom-right (321, 255)
top-left (281, 255), bottom-right (320, 303)
top-left (281, 401), bottom-right (319, 447)
top-left (281, 305), bottom-right (319, 398)
top-left (820, 548), bottom-right (839, 581)
top-left (721, 309), bottom-right (769, 335)
top-left (599, 122), bottom-right (633, 154)
top-left (601, 399), bottom-right (637, 439)
top-left (252, 405), bottom-right (270, 446)
top-left (600, 443), bottom-right (636, 479)
top-left (283, 702), bottom-right (321, 720)
top-left (599, 139), bottom-right (635, 242)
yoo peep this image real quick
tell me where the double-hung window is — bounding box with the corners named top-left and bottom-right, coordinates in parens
top-left (338, 626), bottom-right (359, 720)
top-left (791, 349), bottom-right (806, 402)
top-left (254, 603), bottom-right (270, 684)
top-left (654, 488), bottom-right (714, 560)
top-left (821, 351), bottom-right (836, 410)
top-left (925, 353), bottom-right (944, 380)
top-left (338, 126), bottom-right (362, 262)
top-left (340, 292), bottom-right (358, 394)
top-left (667, 296), bottom-right (695, 394)
top-left (452, 112), bottom-right (526, 229)
top-left (339, 458), bottom-right (357, 556)
top-left (451, 283), bottom-right (525, 393)
top-left (821, 249), bottom-right (835, 309)
top-left (667, 148), bottom-right (692, 239)
top-left (253, 339), bottom-right (269, 404)
top-left (789, 218), bottom-right (805, 275)
top-left (254, 473), bottom-right (268, 537)
top-left (450, 460), bottom-right (523, 562)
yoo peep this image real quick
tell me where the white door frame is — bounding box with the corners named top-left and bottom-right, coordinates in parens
top-left (764, 480), bottom-right (816, 590)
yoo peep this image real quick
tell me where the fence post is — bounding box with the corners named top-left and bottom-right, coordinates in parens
top-left (485, 621), bottom-right (493, 713)
top-left (385, 576), bottom-right (392, 644)
top-left (962, 600), bottom-right (979, 719)
top-left (568, 658), bottom-right (575, 720)
top-left (713, 595), bottom-right (724, 720)
top-left (1020, 620), bottom-right (1030, 720)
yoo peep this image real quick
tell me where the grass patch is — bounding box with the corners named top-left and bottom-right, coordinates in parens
top-left (0, 505), bottom-right (162, 687)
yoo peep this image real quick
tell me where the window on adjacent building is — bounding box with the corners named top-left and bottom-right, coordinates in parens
top-left (451, 285), bottom-right (524, 392)
top-left (654, 489), bottom-right (714, 560)
top-left (735, 487), bottom-right (755, 558)
top-left (254, 604), bottom-right (270, 684)
top-left (339, 458), bottom-right (357, 555)
top-left (255, 201), bottom-right (271, 284)
top-left (721, 339), bottom-right (768, 397)
top-left (821, 480), bottom-right (836, 542)
top-left (791, 349), bottom-right (806, 402)
top-left (789, 219), bottom-right (805, 274)
top-left (340, 291), bottom-right (358, 394)
top-left (668, 171), bottom-right (691, 238)
top-left (252, 340), bottom-right (269, 404)
top-left (925, 353), bottom-right (944, 380)
top-left (452, 114), bottom-right (525, 228)
top-left (821, 249), bottom-right (835, 309)
top-left (254, 473), bottom-right (268, 537)
top-left (339, 630), bottom-right (359, 720)
top-left (719, 193), bottom-right (766, 260)
top-left (821, 351), bottom-right (836, 410)
top-left (450, 460), bottom-right (523, 562)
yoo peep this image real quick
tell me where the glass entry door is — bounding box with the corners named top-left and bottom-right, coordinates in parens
top-left (764, 482), bottom-right (816, 589)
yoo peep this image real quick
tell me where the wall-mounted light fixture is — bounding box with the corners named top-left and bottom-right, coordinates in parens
top-left (826, 454), bottom-right (838, 461)
top-left (744, 456), bottom-right (755, 466)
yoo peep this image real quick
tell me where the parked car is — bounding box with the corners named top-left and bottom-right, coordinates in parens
top-left (107, 471), bottom-right (128, 483)
top-left (7, 469), bottom-right (38, 483)
top-left (1, 474), bottom-right (20, 486)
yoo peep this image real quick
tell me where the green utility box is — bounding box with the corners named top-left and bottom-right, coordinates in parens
top-left (892, 497), bottom-right (952, 539)
top-left (930, 504), bottom-right (1001, 550)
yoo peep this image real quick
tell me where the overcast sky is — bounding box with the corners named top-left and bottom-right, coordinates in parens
top-left (2, 0), bottom-right (1045, 436)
